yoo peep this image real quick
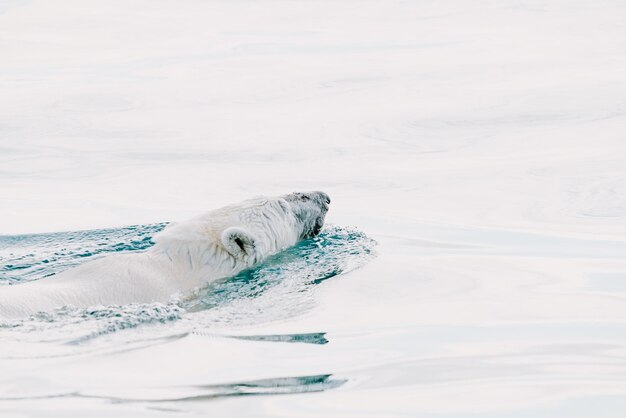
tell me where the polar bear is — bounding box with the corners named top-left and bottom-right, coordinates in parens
top-left (0, 191), bottom-right (331, 319)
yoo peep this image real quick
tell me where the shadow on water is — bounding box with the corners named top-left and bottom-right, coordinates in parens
top-left (175, 374), bottom-right (346, 401)
top-left (227, 332), bottom-right (329, 345)
top-left (0, 374), bottom-right (346, 403)
top-left (193, 331), bottom-right (329, 345)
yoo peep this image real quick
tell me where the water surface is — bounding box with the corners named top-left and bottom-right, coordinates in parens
top-left (2, 0), bottom-right (626, 416)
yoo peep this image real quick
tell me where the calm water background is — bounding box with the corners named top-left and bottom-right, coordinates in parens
top-left (2, 0), bottom-right (626, 416)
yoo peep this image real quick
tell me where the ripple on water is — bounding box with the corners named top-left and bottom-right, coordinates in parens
top-left (0, 373), bottom-right (346, 403)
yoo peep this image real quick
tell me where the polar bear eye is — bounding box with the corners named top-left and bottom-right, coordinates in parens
top-left (301, 195), bottom-right (310, 201)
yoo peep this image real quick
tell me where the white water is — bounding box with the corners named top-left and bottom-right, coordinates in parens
top-left (2, 0), bottom-right (626, 416)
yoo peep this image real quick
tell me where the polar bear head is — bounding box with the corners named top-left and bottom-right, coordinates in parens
top-left (220, 191), bottom-right (331, 262)
top-left (154, 191), bottom-right (331, 275)
top-left (280, 190), bottom-right (331, 239)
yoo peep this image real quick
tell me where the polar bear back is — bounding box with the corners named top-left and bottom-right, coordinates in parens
top-left (0, 252), bottom-right (178, 318)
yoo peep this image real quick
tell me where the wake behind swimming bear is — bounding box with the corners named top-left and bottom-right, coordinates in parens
top-left (0, 191), bottom-right (331, 319)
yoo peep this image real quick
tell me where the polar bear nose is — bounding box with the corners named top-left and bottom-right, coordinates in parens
top-left (315, 191), bottom-right (331, 205)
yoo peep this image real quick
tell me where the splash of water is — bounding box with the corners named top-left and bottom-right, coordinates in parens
top-left (0, 224), bottom-right (375, 345)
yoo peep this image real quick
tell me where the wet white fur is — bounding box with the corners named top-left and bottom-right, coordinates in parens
top-left (0, 193), bottom-right (327, 319)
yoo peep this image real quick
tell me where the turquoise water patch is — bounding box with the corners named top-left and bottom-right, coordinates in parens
top-left (184, 225), bottom-right (375, 311)
top-left (0, 223), bottom-right (167, 285)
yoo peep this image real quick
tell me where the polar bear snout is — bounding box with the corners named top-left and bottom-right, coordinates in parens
top-left (281, 191), bottom-right (331, 239)
top-left (317, 191), bottom-right (331, 207)
top-left (310, 191), bottom-right (331, 211)
top-left (284, 191), bottom-right (331, 212)
top-left (315, 191), bottom-right (331, 214)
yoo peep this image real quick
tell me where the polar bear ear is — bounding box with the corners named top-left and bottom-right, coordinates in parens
top-left (221, 227), bottom-right (256, 258)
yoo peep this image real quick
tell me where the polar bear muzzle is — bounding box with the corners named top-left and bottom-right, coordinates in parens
top-left (281, 191), bottom-right (331, 239)
top-left (220, 191), bottom-right (330, 261)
